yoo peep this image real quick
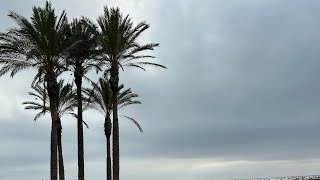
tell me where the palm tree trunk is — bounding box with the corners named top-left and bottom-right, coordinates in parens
top-left (47, 74), bottom-right (59, 180)
top-left (75, 70), bottom-right (85, 180)
top-left (106, 137), bottom-right (112, 180)
top-left (110, 67), bottom-right (119, 180)
top-left (57, 117), bottom-right (65, 180)
top-left (105, 115), bottom-right (112, 180)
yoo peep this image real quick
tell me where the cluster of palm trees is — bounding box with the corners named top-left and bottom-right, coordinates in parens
top-left (0, 2), bottom-right (165, 180)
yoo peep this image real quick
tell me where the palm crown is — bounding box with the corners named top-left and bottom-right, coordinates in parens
top-left (97, 6), bottom-right (166, 71)
top-left (23, 80), bottom-right (76, 120)
top-left (65, 18), bottom-right (101, 77)
top-left (0, 2), bottom-right (69, 80)
top-left (84, 78), bottom-right (143, 132)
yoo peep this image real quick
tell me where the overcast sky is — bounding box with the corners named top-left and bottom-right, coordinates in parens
top-left (1, 0), bottom-right (320, 180)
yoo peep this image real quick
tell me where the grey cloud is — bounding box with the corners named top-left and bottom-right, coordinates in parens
top-left (115, 0), bottom-right (320, 161)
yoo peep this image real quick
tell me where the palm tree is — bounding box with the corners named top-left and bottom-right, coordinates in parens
top-left (0, 2), bottom-right (69, 180)
top-left (83, 78), bottom-right (142, 180)
top-left (65, 18), bottom-right (100, 180)
top-left (23, 80), bottom-right (77, 180)
top-left (96, 6), bottom-right (166, 180)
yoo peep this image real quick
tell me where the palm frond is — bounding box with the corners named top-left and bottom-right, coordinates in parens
top-left (120, 115), bottom-right (143, 133)
top-left (131, 61), bottom-right (166, 69)
top-left (123, 63), bottom-right (146, 71)
top-left (34, 111), bottom-right (46, 121)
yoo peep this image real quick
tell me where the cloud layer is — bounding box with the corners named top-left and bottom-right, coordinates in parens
top-left (1, 0), bottom-right (320, 180)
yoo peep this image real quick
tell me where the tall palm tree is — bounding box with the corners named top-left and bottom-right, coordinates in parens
top-left (65, 18), bottom-right (100, 180)
top-left (97, 6), bottom-right (166, 180)
top-left (0, 2), bottom-right (69, 180)
top-left (23, 80), bottom-right (77, 180)
top-left (83, 78), bottom-right (142, 180)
